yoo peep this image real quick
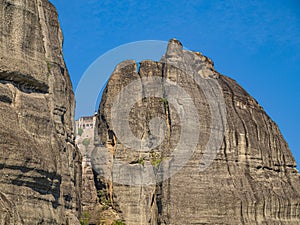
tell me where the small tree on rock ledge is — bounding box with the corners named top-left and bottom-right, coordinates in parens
top-left (82, 138), bottom-right (91, 150)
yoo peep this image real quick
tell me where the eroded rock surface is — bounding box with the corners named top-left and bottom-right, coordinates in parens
top-left (92, 39), bottom-right (300, 224)
top-left (0, 0), bottom-right (81, 224)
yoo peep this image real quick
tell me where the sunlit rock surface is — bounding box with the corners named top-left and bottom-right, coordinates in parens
top-left (92, 39), bottom-right (300, 224)
top-left (0, 0), bottom-right (81, 224)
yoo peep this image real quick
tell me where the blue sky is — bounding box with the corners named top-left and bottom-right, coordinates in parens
top-left (50, 0), bottom-right (300, 167)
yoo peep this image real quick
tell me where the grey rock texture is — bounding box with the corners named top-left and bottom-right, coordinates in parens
top-left (0, 0), bottom-right (81, 224)
top-left (81, 157), bottom-right (98, 213)
top-left (75, 116), bottom-right (101, 222)
top-left (92, 39), bottom-right (300, 224)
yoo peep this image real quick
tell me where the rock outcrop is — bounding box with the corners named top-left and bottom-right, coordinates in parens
top-left (92, 39), bottom-right (300, 224)
top-left (0, 0), bottom-right (81, 224)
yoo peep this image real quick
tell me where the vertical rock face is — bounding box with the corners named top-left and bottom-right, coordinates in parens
top-left (0, 0), bottom-right (81, 224)
top-left (93, 39), bottom-right (300, 224)
top-left (75, 116), bottom-right (99, 219)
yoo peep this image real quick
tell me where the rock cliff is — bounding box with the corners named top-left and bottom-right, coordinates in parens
top-left (92, 39), bottom-right (300, 224)
top-left (0, 0), bottom-right (81, 224)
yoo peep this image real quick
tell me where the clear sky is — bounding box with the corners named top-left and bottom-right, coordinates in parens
top-left (50, 0), bottom-right (300, 167)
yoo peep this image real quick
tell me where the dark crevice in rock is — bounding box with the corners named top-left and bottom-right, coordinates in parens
top-left (1, 164), bottom-right (61, 209)
top-left (0, 71), bottom-right (49, 94)
top-left (156, 182), bottom-right (163, 225)
top-left (0, 164), bottom-right (61, 180)
top-left (0, 94), bottom-right (12, 104)
top-left (256, 165), bottom-right (281, 172)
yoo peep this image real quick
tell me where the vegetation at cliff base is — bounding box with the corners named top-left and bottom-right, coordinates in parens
top-left (79, 211), bottom-right (91, 225)
top-left (112, 220), bottom-right (125, 225)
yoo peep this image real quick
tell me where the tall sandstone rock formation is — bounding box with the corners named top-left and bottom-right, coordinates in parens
top-left (92, 39), bottom-right (300, 224)
top-left (0, 0), bottom-right (81, 224)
